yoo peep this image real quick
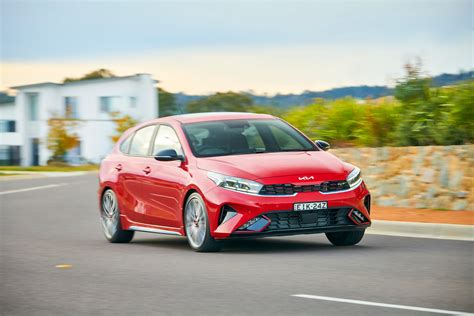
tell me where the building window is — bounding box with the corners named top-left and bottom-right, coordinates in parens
top-left (100, 96), bottom-right (121, 113)
top-left (0, 145), bottom-right (21, 166)
top-left (130, 97), bottom-right (137, 108)
top-left (26, 93), bottom-right (39, 121)
top-left (0, 120), bottom-right (16, 132)
top-left (64, 97), bottom-right (79, 119)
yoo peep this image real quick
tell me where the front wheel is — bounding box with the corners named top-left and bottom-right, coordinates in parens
top-left (100, 189), bottom-right (134, 243)
top-left (326, 230), bottom-right (365, 246)
top-left (184, 193), bottom-right (222, 252)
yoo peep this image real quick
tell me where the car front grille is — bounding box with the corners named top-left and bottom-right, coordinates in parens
top-left (259, 180), bottom-right (350, 195)
top-left (263, 208), bottom-right (354, 232)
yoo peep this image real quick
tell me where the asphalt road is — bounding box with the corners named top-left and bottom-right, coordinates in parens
top-left (1, 174), bottom-right (473, 316)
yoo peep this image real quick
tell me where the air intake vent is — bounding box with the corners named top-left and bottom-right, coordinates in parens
top-left (364, 195), bottom-right (371, 213)
top-left (263, 208), bottom-right (353, 232)
top-left (349, 209), bottom-right (369, 225)
top-left (219, 205), bottom-right (238, 224)
top-left (259, 181), bottom-right (350, 195)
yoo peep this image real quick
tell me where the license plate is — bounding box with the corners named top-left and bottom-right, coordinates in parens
top-left (293, 201), bottom-right (328, 211)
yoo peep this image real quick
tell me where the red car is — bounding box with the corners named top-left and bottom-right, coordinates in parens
top-left (99, 112), bottom-right (371, 251)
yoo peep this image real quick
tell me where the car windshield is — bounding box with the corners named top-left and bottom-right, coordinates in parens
top-left (182, 119), bottom-right (317, 157)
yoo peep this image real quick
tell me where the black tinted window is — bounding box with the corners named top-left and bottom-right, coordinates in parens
top-left (183, 119), bottom-right (316, 157)
top-left (129, 125), bottom-right (156, 156)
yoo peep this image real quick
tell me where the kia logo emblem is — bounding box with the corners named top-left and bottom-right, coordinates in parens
top-left (298, 176), bottom-right (314, 181)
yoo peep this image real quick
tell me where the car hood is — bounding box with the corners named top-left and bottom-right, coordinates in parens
top-left (197, 151), bottom-right (352, 183)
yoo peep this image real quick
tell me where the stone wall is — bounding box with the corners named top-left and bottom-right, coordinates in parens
top-left (331, 145), bottom-right (473, 210)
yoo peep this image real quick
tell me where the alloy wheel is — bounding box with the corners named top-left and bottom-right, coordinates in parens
top-left (101, 190), bottom-right (120, 239)
top-left (184, 197), bottom-right (207, 249)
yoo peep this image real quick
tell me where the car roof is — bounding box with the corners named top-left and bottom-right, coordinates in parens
top-left (159, 112), bottom-right (276, 124)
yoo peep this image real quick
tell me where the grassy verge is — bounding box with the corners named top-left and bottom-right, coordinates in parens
top-left (0, 165), bottom-right (99, 172)
top-left (0, 172), bottom-right (21, 176)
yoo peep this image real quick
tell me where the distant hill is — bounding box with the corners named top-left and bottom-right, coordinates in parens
top-left (431, 71), bottom-right (473, 87)
top-left (174, 71), bottom-right (472, 108)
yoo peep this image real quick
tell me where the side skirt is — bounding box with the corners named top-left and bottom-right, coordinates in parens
top-left (129, 225), bottom-right (183, 236)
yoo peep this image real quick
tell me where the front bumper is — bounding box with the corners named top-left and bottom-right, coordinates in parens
top-left (204, 181), bottom-right (371, 239)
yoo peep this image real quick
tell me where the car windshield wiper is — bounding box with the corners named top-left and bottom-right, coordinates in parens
top-left (278, 149), bottom-right (307, 152)
top-left (252, 149), bottom-right (308, 154)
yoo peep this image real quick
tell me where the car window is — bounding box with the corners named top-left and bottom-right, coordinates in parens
top-left (268, 125), bottom-right (304, 150)
top-left (183, 119), bottom-right (315, 157)
top-left (242, 125), bottom-right (266, 151)
top-left (119, 135), bottom-right (132, 154)
top-left (129, 125), bottom-right (156, 156)
top-left (153, 125), bottom-right (183, 156)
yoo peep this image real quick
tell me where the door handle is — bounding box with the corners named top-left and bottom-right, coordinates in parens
top-left (142, 166), bottom-right (151, 174)
top-left (115, 164), bottom-right (123, 171)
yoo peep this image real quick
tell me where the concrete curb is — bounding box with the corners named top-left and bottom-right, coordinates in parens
top-left (368, 220), bottom-right (474, 241)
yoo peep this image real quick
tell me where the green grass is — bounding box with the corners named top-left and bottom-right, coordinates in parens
top-left (0, 165), bottom-right (98, 172)
top-left (0, 172), bottom-right (21, 176)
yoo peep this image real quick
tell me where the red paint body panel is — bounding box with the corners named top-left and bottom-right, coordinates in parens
top-left (98, 113), bottom-right (371, 239)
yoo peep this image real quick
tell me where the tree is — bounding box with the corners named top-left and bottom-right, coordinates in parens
top-left (47, 117), bottom-right (79, 162)
top-left (64, 69), bottom-right (115, 83)
top-left (186, 92), bottom-right (253, 113)
top-left (393, 60), bottom-right (472, 146)
top-left (110, 112), bottom-right (137, 143)
top-left (394, 60), bottom-right (431, 104)
top-left (158, 88), bottom-right (179, 117)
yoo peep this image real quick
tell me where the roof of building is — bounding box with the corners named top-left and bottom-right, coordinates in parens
top-left (10, 73), bottom-right (158, 90)
top-left (0, 92), bottom-right (15, 105)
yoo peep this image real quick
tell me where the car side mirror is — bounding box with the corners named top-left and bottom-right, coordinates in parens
top-left (154, 149), bottom-right (184, 162)
top-left (315, 140), bottom-right (330, 151)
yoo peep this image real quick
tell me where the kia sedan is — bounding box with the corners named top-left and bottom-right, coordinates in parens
top-left (99, 112), bottom-right (371, 251)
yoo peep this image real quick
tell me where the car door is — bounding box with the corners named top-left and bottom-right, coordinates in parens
top-left (122, 124), bottom-right (158, 224)
top-left (111, 133), bottom-right (136, 219)
top-left (141, 124), bottom-right (189, 228)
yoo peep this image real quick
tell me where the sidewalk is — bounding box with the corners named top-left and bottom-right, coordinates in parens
top-left (372, 205), bottom-right (474, 225)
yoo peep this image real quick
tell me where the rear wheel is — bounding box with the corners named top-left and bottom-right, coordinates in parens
top-left (184, 193), bottom-right (222, 252)
top-left (326, 230), bottom-right (365, 246)
top-left (100, 189), bottom-right (134, 243)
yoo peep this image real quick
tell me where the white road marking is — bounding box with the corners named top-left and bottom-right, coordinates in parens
top-left (0, 183), bottom-right (68, 195)
top-left (292, 294), bottom-right (473, 315)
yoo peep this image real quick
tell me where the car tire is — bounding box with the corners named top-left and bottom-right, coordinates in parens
top-left (325, 230), bottom-right (365, 246)
top-left (184, 192), bottom-right (222, 252)
top-left (100, 189), bottom-right (134, 243)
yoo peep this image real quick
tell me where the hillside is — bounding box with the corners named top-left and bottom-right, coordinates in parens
top-left (174, 71), bottom-right (472, 108)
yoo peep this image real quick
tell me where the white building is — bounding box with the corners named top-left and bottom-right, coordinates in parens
top-left (0, 93), bottom-right (20, 165)
top-left (0, 74), bottom-right (158, 166)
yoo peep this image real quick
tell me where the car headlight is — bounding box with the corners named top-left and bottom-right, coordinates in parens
top-left (347, 167), bottom-right (362, 188)
top-left (207, 172), bottom-right (263, 194)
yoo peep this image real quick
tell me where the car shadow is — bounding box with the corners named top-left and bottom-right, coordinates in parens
top-left (221, 238), bottom-right (374, 254)
top-left (131, 235), bottom-right (374, 254)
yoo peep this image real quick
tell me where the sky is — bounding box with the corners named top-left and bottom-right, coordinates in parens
top-left (1, 0), bottom-right (472, 94)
